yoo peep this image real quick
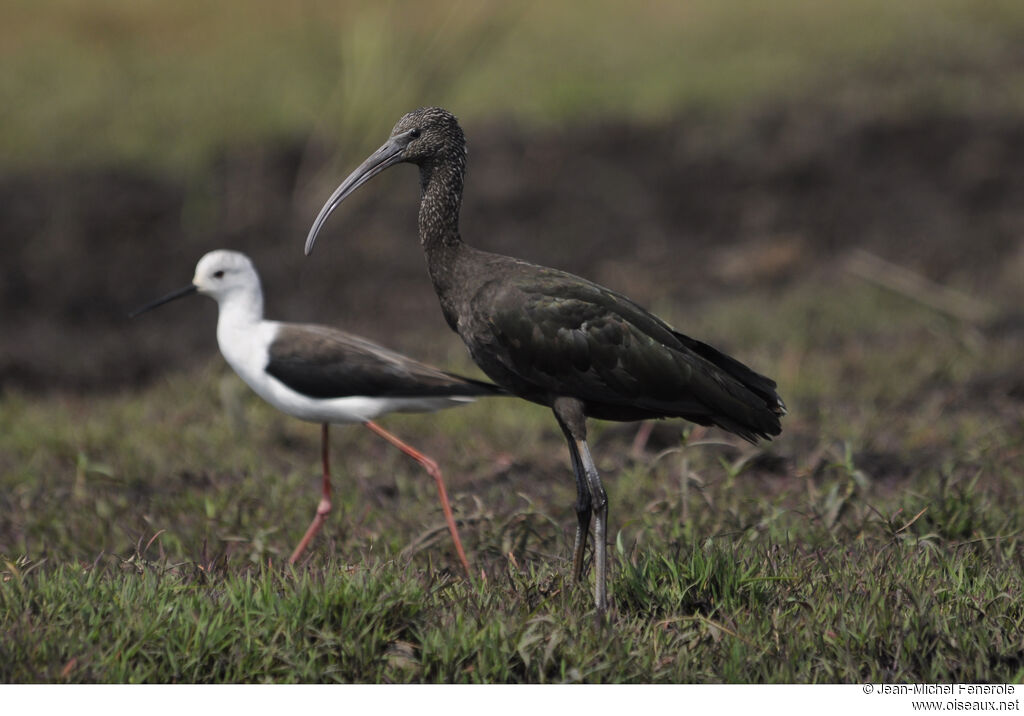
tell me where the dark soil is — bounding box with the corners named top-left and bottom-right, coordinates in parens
top-left (3, 107), bottom-right (1023, 394)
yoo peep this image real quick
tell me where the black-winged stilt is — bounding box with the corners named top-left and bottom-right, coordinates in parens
top-left (132, 249), bottom-right (502, 573)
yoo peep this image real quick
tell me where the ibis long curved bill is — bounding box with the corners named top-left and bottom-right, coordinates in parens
top-left (305, 132), bottom-right (413, 256)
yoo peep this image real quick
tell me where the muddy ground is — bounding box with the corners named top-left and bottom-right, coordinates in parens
top-left (2, 106), bottom-right (1023, 394)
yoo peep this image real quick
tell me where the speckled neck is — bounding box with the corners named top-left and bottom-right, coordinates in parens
top-left (418, 153), bottom-right (470, 327)
top-left (418, 158), bottom-right (464, 252)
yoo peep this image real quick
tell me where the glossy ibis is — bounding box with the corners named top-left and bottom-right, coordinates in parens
top-left (132, 249), bottom-right (503, 573)
top-left (304, 108), bottom-right (785, 612)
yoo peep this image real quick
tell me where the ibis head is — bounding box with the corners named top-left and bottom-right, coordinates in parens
top-left (305, 107), bottom-right (465, 256)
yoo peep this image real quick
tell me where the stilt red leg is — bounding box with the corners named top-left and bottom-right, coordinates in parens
top-left (289, 423), bottom-right (333, 564)
top-left (363, 420), bottom-right (471, 577)
top-left (630, 421), bottom-right (655, 457)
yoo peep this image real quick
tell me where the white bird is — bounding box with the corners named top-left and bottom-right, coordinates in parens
top-left (132, 249), bottom-right (502, 572)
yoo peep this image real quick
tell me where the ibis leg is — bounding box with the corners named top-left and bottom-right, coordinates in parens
top-left (562, 427), bottom-right (592, 582)
top-left (289, 423), bottom-right (333, 565)
top-left (553, 398), bottom-right (608, 614)
top-left (363, 420), bottom-right (472, 578)
top-left (575, 437), bottom-right (608, 613)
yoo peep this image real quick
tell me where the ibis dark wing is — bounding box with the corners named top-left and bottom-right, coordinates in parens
top-left (266, 323), bottom-right (500, 400)
top-left (472, 267), bottom-right (783, 440)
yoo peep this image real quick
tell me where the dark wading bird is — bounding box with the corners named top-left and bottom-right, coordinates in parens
top-left (132, 249), bottom-right (504, 574)
top-left (305, 108), bottom-right (786, 613)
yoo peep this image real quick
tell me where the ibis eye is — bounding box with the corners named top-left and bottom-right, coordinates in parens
top-left (213, 270), bottom-right (224, 279)
top-left (410, 128), bottom-right (421, 139)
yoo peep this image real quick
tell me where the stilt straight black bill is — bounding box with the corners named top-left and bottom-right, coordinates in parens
top-left (129, 284), bottom-right (198, 318)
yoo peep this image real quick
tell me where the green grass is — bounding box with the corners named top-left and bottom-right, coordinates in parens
top-left (6, 537), bottom-right (1019, 683)
top-left (3, 274), bottom-right (1023, 682)
top-left (4, 0), bottom-right (1024, 173)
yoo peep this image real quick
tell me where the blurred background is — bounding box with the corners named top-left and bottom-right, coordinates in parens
top-left (4, 0), bottom-right (1023, 393)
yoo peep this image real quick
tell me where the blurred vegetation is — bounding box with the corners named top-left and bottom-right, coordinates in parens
top-left (3, 0), bottom-right (1024, 173)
